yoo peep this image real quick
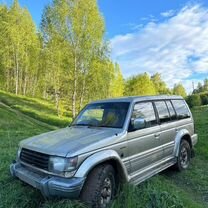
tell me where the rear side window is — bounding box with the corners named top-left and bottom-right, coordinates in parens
top-left (154, 101), bottom-right (170, 123)
top-left (132, 102), bottom-right (157, 129)
top-left (171, 100), bottom-right (190, 119)
top-left (166, 101), bottom-right (177, 120)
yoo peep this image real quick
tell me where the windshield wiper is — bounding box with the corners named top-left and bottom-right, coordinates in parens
top-left (71, 123), bottom-right (95, 127)
top-left (97, 125), bottom-right (120, 128)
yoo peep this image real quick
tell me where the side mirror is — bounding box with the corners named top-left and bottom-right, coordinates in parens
top-left (132, 118), bottom-right (146, 130)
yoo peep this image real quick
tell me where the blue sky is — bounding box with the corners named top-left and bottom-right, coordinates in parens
top-left (99, 0), bottom-right (193, 38)
top-left (1, 0), bottom-right (199, 38)
top-left (1, 0), bottom-right (208, 92)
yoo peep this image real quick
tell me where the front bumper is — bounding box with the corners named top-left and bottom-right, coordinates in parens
top-left (10, 162), bottom-right (85, 198)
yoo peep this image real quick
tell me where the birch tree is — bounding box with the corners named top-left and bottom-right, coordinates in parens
top-left (0, 0), bottom-right (39, 95)
top-left (41, 0), bottom-right (106, 118)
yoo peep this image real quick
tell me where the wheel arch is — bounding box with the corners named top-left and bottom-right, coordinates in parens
top-left (75, 150), bottom-right (129, 183)
top-left (174, 129), bottom-right (192, 157)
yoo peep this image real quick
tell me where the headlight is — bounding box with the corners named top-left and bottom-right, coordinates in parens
top-left (16, 147), bottom-right (22, 161)
top-left (48, 156), bottom-right (78, 175)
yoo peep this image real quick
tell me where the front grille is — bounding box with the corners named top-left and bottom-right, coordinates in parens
top-left (20, 148), bottom-right (49, 170)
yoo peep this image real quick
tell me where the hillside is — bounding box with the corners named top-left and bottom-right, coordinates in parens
top-left (0, 90), bottom-right (72, 127)
top-left (0, 92), bottom-right (208, 208)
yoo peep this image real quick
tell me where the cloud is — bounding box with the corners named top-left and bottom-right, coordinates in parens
top-left (110, 4), bottom-right (208, 93)
top-left (123, 23), bottom-right (144, 31)
top-left (160, 10), bottom-right (175, 17)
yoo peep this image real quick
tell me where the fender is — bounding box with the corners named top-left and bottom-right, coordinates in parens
top-left (173, 129), bottom-right (191, 157)
top-left (75, 149), bottom-right (129, 182)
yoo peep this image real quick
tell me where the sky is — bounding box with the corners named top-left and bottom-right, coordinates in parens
top-left (1, 0), bottom-right (208, 93)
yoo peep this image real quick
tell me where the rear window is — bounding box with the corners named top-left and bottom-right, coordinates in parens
top-left (154, 101), bottom-right (170, 123)
top-left (171, 100), bottom-right (190, 119)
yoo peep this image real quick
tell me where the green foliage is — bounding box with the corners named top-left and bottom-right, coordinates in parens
top-left (186, 92), bottom-right (208, 108)
top-left (200, 92), bottom-right (208, 105)
top-left (193, 78), bottom-right (208, 94)
top-left (186, 94), bottom-right (202, 108)
top-left (125, 73), bottom-right (156, 96)
top-left (0, 0), bottom-right (119, 118)
top-left (109, 63), bottom-right (124, 97)
top-left (151, 73), bottom-right (171, 95)
top-left (40, 0), bottom-right (112, 118)
top-left (0, 1), bottom-right (40, 95)
top-left (188, 78), bottom-right (208, 108)
top-left (0, 0), bottom-right (190, 117)
top-left (173, 83), bottom-right (187, 97)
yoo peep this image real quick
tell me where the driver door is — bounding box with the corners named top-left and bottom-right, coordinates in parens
top-left (127, 101), bottom-right (162, 174)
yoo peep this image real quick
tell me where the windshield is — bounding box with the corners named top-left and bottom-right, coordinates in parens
top-left (72, 102), bottom-right (130, 128)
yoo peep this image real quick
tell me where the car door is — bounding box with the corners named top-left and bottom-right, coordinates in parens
top-left (127, 101), bottom-right (162, 174)
top-left (154, 100), bottom-right (177, 159)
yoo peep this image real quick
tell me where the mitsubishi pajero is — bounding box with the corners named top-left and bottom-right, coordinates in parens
top-left (10, 95), bottom-right (198, 207)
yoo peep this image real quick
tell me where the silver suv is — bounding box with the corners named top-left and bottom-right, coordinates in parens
top-left (10, 95), bottom-right (198, 207)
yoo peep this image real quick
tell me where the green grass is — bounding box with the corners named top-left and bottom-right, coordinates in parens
top-left (0, 92), bottom-right (208, 208)
top-left (0, 90), bottom-right (72, 127)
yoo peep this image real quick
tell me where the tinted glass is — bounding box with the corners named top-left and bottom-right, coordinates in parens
top-left (166, 101), bottom-right (177, 120)
top-left (72, 102), bottom-right (130, 128)
top-left (154, 101), bottom-right (170, 123)
top-left (172, 100), bottom-right (190, 119)
top-left (130, 102), bottom-right (157, 130)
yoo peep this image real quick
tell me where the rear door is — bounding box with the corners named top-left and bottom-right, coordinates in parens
top-left (154, 100), bottom-right (177, 159)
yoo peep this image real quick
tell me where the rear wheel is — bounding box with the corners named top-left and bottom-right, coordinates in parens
top-left (175, 140), bottom-right (191, 171)
top-left (80, 164), bottom-right (117, 208)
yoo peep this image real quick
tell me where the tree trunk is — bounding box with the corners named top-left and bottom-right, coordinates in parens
top-left (55, 89), bottom-right (60, 116)
top-left (23, 75), bottom-right (27, 96)
top-left (15, 51), bottom-right (19, 95)
top-left (6, 69), bottom-right (10, 92)
top-left (72, 54), bottom-right (77, 118)
top-left (79, 73), bottom-right (86, 111)
top-left (23, 51), bottom-right (28, 96)
top-left (19, 64), bottom-right (23, 95)
top-left (32, 77), bottom-right (37, 97)
top-left (43, 80), bottom-right (47, 99)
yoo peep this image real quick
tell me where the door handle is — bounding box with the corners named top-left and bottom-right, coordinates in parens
top-left (120, 146), bottom-right (126, 150)
top-left (154, 133), bottom-right (160, 138)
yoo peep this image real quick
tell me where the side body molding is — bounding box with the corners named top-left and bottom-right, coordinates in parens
top-left (75, 150), bottom-right (129, 182)
top-left (173, 129), bottom-right (191, 157)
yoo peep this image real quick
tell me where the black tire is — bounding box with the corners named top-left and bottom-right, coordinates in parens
top-left (174, 140), bottom-right (191, 171)
top-left (80, 164), bottom-right (116, 208)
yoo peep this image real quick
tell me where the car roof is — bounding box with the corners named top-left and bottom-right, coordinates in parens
top-left (90, 95), bottom-right (183, 104)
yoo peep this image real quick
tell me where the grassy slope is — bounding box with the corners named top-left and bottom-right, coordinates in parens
top-left (0, 90), bottom-right (72, 127)
top-left (0, 92), bottom-right (208, 208)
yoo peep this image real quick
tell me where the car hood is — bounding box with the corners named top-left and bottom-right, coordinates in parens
top-left (20, 126), bottom-right (124, 157)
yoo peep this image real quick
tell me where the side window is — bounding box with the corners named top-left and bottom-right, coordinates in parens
top-left (166, 100), bottom-right (177, 120)
top-left (130, 102), bottom-right (157, 130)
top-left (154, 101), bottom-right (170, 123)
top-left (172, 100), bottom-right (190, 119)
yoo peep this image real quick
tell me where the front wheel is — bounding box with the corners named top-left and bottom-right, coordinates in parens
top-left (80, 164), bottom-right (116, 208)
top-left (174, 140), bottom-right (191, 171)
